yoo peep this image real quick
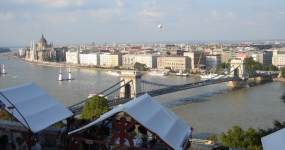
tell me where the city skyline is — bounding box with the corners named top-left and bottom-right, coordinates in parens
top-left (0, 0), bottom-right (285, 46)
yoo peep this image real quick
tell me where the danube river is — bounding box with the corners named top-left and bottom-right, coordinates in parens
top-left (1, 49), bottom-right (285, 139)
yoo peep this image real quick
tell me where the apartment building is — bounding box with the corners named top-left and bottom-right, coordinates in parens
top-left (206, 55), bottom-right (221, 67)
top-left (221, 51), bottom-right (272, 66)
top-left (100, 53), bottom-right (110, 67)
top-left (157, 56), bottom-right (191, 70)
top-left (66, 50), bottom-right (79, 64)
top-left (109, 53), bottom-right (123, 67)
top-left (79, 53), bottom-right (100, 66)
top-left (183, 51), bottom-right (205, 69)
top-left (122, 54), bottom-right (162, 68)
top-left (272, 50), bottom-right (285, 68)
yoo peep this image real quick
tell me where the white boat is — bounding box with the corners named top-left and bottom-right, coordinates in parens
top-left (149, 71), bottom-right (168, 76)
top-left (106, 71), bottom-right (120, 76)
top-left (201, 73), bottom-right (218, 79)
top-left (201, 73), bottom-right (229, 79)
top-left (176, 73), bottom-right (189, 77)
top-left (88, 92), bottom-right (105, 98)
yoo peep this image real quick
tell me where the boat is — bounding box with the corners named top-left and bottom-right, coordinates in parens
top-left (149, 71), bottom-right (168, 76)
top-left (201, 73), bottom-right (229, 79)
top-left (201, 73), bottom-right (218, 79)
top-left (88, 92), bottom-right (105, 98)
top-left (176, 73), bottom-right (189, 77)
top-left (106, 71), bottom-right (120, 76)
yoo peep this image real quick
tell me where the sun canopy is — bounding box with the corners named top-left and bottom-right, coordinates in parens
top-left (261, 128), bottom-right (285, 150)
top-left (69, 94), bottom-right (192, 150)
top-left (0, 82), bottom-right (73, 133)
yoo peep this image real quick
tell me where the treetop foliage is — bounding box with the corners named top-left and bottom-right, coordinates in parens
top-left (80, 95), bottom-right (111, 120)
top-left (134, 62), bottom-right (146, 71)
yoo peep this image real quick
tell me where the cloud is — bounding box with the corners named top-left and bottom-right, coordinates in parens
top-left (35, 0), bottom-right (70, 7)
top-left (88, 9), bottom-right (124, 22)
top-left (0, 12), bottom-right (15, 20)
top-left (41, 9), bottom-right (124, 24)
top-left (279, 12), bottom-right (285, 14)
top-left (142, 1), bottom-right (157, 7)
top-left (10, 0), bottom-right (85, 8)
top-left (210, 11), bottom-right (236, 21)
top-left (115, 0), bottom-right (131, 7)
top-left (136, 10), bottom-right (163, 18)
top-left (211, 11), bottom-right (219, 20)
top-left (246, 2), bottom-right (273, 10)
top-left (226, 12), bottom-right (236, 20)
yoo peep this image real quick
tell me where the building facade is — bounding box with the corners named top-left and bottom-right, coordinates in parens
top-left (25, 34), bottom-right (67, 62)
top-left (80, 53), bottom-right (100, 66)
top-left (157, 56), bottom-right (191, 70)
top-left (109, 54), bottom-right (123, 67)
top-left (221, 51), bottom-right (272, 66)
top-left (100, 53), bottom-right (110, 67)
top-left (206, 55), bottom-right (221, 67)
top-left (272, 50), bottom-right (285, 68)
top-left (66, 50), bottom-right (80, 64)
top-left (122, 54), bottom-right (162, 68)
top-left (183, 51), bottom-right (205, 69)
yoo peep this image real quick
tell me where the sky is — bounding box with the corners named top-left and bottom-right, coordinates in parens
top-left (0, 0), bottom-right (285, 46)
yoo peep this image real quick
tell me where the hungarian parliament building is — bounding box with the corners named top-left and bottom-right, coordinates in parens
top-left (22, 34), bottom-right (68, 62)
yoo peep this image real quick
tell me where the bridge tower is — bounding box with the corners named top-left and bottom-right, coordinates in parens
top-left (119, 70), bottom-right (143, 99)
top-left (229, 59), bottom-right (247, 79)
top-left (227, 59), bottom-right (249, 88)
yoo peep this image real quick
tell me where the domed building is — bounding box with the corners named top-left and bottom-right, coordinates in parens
top-left (25, 33), bottom-right (68, 62)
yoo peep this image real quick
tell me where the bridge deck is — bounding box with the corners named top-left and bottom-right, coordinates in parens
top-left (70, 77), bottom-right (242, 114)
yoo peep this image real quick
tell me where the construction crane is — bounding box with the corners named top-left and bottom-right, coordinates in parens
top-left (195, 54), bottom-right (202, 70)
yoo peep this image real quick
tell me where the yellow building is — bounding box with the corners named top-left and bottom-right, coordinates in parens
top-left (157, 56), bottom-right (191, 70)
top-left (108, 53), bottom-right (123, 67)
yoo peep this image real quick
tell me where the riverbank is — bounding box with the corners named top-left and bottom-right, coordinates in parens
top-left (6, 55), bottom-right (203, 76)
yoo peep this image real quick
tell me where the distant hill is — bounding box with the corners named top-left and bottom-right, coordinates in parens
top-left (0, 47), bottom-right (11, 53)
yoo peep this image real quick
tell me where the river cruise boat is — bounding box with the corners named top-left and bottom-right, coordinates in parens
top-left (106, 71), bottom-right (120, 76)
top-left (149, 71), bottom-right (168, 76)
top-left (176, 73), bottom-right (189, 77)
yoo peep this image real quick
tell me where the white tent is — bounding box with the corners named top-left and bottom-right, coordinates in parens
top-left (261, 128), bottom-right (285, 150)
top-left (69, 94), bottom-right (192, 150)
top-left (0, 82), bottom-right (73, 133)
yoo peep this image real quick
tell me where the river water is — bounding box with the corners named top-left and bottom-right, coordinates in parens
top-left (1, 48), bottom-right (285, 139)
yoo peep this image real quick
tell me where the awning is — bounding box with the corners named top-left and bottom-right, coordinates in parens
top-left (261, 128), bottom-right (285, 150)
top-left (69, 94), bottom-right (192, 150)
top-left (0, 82), bottom-right (73, 133)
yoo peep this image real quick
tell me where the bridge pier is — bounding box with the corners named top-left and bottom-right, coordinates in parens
top-left (226, 81), bottom-right (250, 88)
top-left (119, 70), bottom-right (143, 99)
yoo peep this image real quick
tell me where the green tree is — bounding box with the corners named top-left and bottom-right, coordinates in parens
top-left (80, 95), bottom-right (111, 120)
top-left (206, 134), bottom-right (219, 144)
top-left (245, 127), bottom-right (262, 150)
top-left (134, 62), bottom-right (146, 71)
top-left (281, 67), bottom-right (285, 78)
top-left (219, 126), bottom-right (246, 149)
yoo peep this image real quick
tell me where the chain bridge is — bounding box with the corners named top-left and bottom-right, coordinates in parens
top-left (68, 59), bottom-right (277, 114)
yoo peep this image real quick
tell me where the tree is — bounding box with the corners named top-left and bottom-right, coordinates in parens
top-left (134, 62), bottom-right (146, 71)
top-left (219, 126), bottom-right (246, 149)
top-left (281, 67), bottom-right (285, 78)
top-left (80, 95), bottom-right (111, 120)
